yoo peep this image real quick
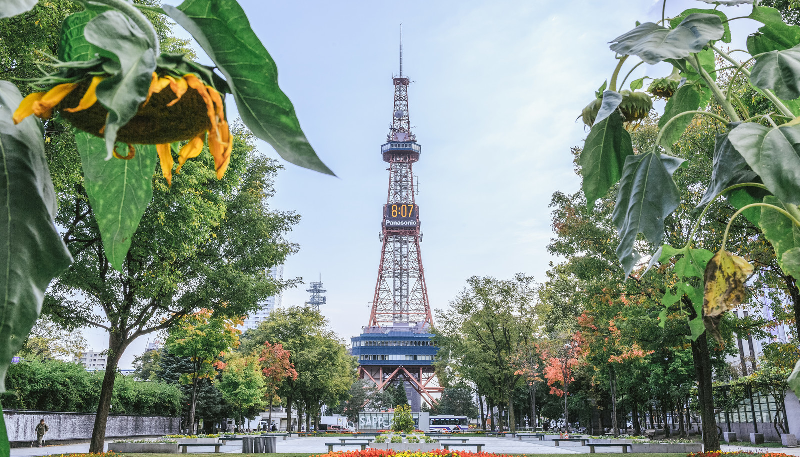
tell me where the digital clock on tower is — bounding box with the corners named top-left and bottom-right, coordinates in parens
top-left (384, 204), bottom-right (418, 228)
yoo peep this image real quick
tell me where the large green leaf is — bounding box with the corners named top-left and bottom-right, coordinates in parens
top-left (0, 0), bottom-right (38, 19)
top-left (0, 81), bottom-right (72, 391)
top-left (581, 110), bottom-right (632, 209)
top-left (594, 90), bottom-right (622, 125)
top-left (670, 9), bottom-right (731, 44)
top-left (658, 81), bottom-right (712, 152)
top-left (747, 6), bottom-right (800, 55)
top-left (727, 122), bottom-right (800, 207)
top-left (613, 152), bottom-right (684, 276)
top-left (728, 187), bottom-right (767, 226)
top-left (83, 10), bottom-right (157, 160)
top-left (750, 44), bottom-right (800, 100)
top-left (59, 9), bottom-right (108, 62)
top-left (759, 195), bottom-right (800, 278)
top-left (698, 127), bottom-right (759, 208)
top-left (163, 0), bottom-right (334, 176)
top-left (609, 14), bottom-right (724, 65)
top-left (75, 132), bottom-right (157, 272)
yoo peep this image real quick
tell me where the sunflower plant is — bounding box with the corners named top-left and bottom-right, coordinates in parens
top-left (577, 0), bottom-right (800, 402)
top-left (0, 0), bottom-right (331, 453)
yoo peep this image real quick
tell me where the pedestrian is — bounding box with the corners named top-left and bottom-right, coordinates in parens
top-left (35, 419), bottom-right (48, 447)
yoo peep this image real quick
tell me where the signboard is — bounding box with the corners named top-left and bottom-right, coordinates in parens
top-left (384, 204), bottom-right (418, 229)
top-left (358, 411), bottom-right (429, 431)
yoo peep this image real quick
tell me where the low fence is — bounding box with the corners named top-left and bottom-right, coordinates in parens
top-left (3, 410), bottom-right (180, 443)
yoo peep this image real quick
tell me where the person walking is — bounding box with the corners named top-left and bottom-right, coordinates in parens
top-left (35, 419), bottom-right (48, 447)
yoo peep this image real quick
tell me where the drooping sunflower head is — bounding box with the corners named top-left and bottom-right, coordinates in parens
top-left (14, 54), bottom-right (232, 185)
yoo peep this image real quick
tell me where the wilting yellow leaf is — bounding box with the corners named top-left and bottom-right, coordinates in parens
top-left (703, 250), bottom-right (753, 317)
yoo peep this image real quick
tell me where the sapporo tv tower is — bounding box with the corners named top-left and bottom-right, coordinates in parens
top-left (351, 33), bottom-right (441, 410)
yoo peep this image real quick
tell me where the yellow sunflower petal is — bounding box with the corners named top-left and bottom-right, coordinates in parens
top-left (156, 143), bottom-right (174, 186)
top-left (142, 72), bottom-right (169, 106)
top-left (166, 75), bottom-right (188, 107)
top-left (65, 76), bottom-right (103, 113)
top-left (32, 83), bottom-right (78, 119)
top-left (176, 134), bottom-right (204, 173)
top-left (13, 92), bottom-right (45, 124)
top-left (207, 86), bottom-right (225, 123)
top-left (215, 120), bottom-right (233, 180)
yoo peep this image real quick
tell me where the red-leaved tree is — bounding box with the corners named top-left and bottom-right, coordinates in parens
top-left (259, 342), bottom-right (298, 428)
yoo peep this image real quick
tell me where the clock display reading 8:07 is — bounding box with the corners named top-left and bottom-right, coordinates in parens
top-left (384, 203), bottom-right (418, 228)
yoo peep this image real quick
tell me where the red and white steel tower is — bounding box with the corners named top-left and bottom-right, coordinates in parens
top-left (352, 38), bottom-right (441, 411)
top-left (368, 42), bottom-right (432, 328)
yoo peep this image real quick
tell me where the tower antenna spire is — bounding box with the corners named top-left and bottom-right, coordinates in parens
top-left (399, 24), bottom-right (403, 77)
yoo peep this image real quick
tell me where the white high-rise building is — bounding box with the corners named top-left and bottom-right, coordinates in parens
top-left (76, 349), bottom-right (107, 371)
top-left (239, 265), bottom-right (283, 332)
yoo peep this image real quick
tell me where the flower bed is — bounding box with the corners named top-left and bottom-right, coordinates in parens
top-left (319, 449), bottom-right (515, 457)
top-left (690, 452), bottom-right (795, 457)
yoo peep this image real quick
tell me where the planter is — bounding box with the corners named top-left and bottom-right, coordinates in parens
top-left (370, 443), bottom-right (440, 452)
top-left (750, 433), bottom-right (764, 445)
top-left (108, 442), bottom-right (178, 453)
top-left (175, 437), bottom-right (219, 445)
top-left (629, 443), bottom-right (702, 453)
top-left (723, 432), bottom-right (737, 443)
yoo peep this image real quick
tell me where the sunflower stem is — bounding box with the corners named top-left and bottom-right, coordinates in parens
top-left (721, 203), bottom-right (800, 251)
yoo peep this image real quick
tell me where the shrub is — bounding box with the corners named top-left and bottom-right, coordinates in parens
top-left (390, 404), bottom-right (415, 433)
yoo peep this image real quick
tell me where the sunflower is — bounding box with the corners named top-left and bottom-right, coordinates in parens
top-left (13, 63), bottom-right (232, 186)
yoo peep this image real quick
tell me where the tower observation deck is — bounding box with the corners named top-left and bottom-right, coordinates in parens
top-left (351, 37), bottom-right (441, 409)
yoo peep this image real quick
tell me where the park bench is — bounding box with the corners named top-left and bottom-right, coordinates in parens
top-left (219, 436), bottom-right (242, 444)
top-left (516, 433), bottom-right (544, 441)
top-left (438, 438), bottom-right (470, 444)
top-left (340, 437), bottom-right (374, 443)
top-left (325, 441), bottom-right (370, 452)
top-left (260, 432), bottom-right (290, 440)
top-left (588, 443), bottom-right (632, 453)
top-left (179, 442), bottom-right (222, 453)
top-left (441, 442), bottom-right (485, 452)
top-left (552, 438), bottom-right (589, 446)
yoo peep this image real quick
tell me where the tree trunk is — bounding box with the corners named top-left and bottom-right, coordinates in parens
top-left (632, 401), bottom-right (641, 435)
top-left (286, 398), bottom-right (293, 432)
top-left (563, 383), bottom-right (570, 433)
top-left (268, 386), bottom-right (273, 426)
top-left (610, 368), bottom-right (619, 436)
top-left (691, 332), bottom-right (720, 452)
top-left (478, 393), bottom-right (486, 430)
top-left (529, 383), bottom-right (537, 430)
top-left (507, 391), bottom-right (516, 433)
top-left (678, 397), bottom-right (686, 437)
top-left (89, 333), bottom-right (129, 453)
top-left (488, 398), bottom-right (495, 432)
top-left (188, 370), bottom-right (199, 435)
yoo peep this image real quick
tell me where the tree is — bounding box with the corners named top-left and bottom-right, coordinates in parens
top-left (15, 316), bottom-right (87, 362)
top-left (391, 404), bottom-right (414, 433)
top-left (45, 126), bottom-right (298, 450)
top-left (132, 348), bottom-right (162, 381)
top-left (259, 342), bottom-right (297, 427)
top-left (434, 274), bottom-right (541, 433)
top-left (330, 379), bottom-right (375, 425)
top-left (430, 384), bottom-right (478, 418)
top-left (240, 307), bottom-right (355, 431)
top-left (216, 353), bottom-right (266, 426)
top-left (165, 310), bottom-right (241, 434)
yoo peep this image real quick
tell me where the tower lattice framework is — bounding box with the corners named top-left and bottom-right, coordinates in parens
top-left (368, 72), bottom-right (432, 328)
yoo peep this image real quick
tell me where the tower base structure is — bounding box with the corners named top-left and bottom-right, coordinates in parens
top-left (351, 322), bottom-right (442, 409)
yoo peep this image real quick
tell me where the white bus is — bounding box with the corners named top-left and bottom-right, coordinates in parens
top-left (429, 415), bottom-right (469, 432)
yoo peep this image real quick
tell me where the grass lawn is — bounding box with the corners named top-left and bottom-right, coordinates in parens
top-left (724, 441), bottom-right (787, 448)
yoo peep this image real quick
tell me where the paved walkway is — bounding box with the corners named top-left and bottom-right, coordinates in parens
top-left (8, 436), bottom-right (800, 456)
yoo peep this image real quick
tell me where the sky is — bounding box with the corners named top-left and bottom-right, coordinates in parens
top-left (82, 0), bottom-right (762, 369)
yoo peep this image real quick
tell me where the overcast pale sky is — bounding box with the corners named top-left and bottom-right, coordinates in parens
top-left (83, 0), bottom-right (761, 369)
